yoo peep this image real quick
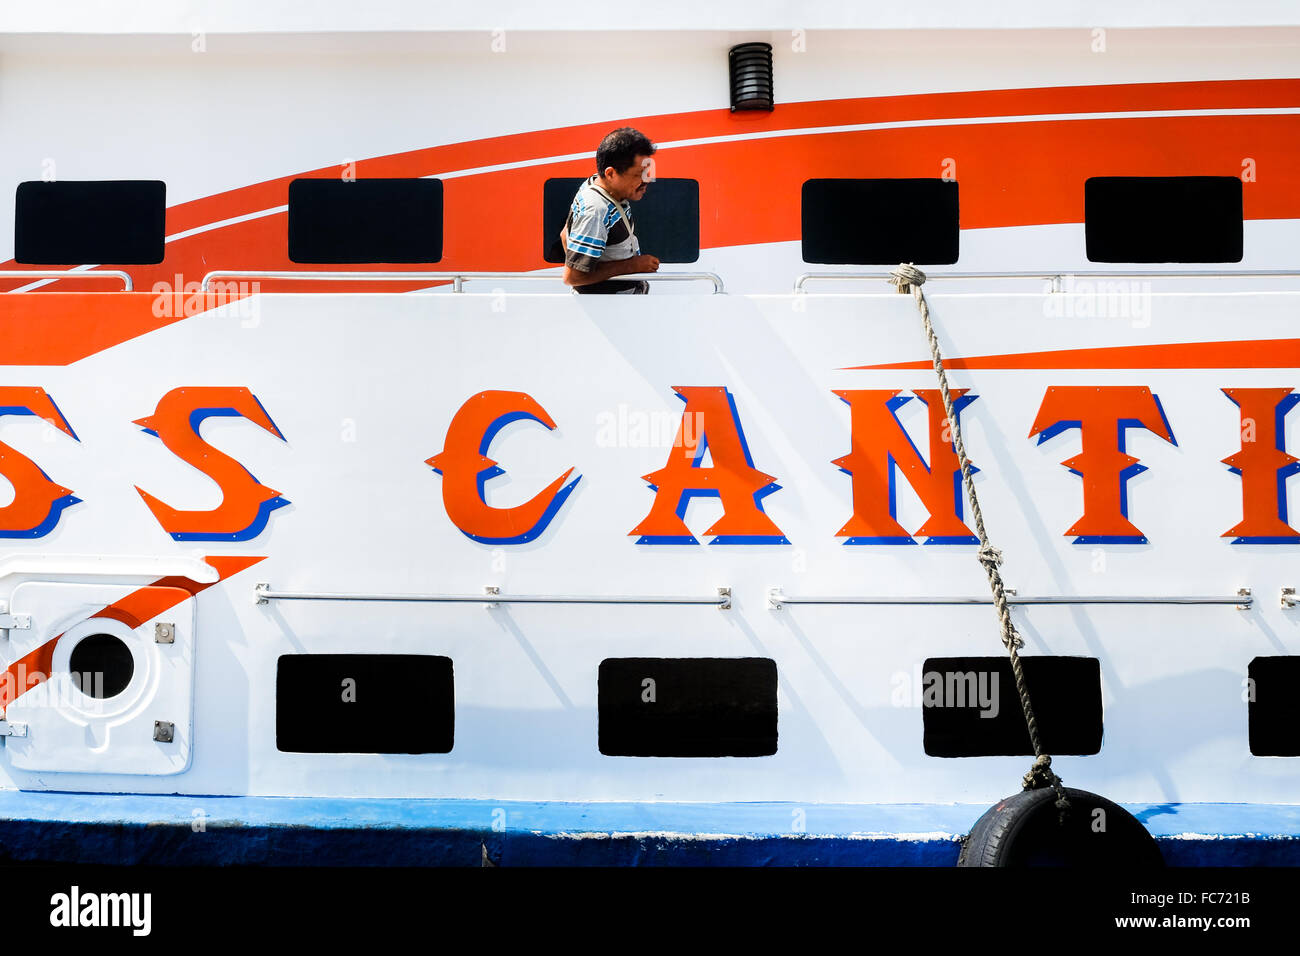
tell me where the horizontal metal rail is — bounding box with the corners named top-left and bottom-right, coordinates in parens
top-left (768, 587), bottom-right (1251, 609)
top-left (256, 584), bottom-right (731, 609)
top-left (793, 270), bottom-right (1300, 293)
top-left (1, 269), bottom-right (133, 291)
top-left (202, 270), bottom-right (725, 294)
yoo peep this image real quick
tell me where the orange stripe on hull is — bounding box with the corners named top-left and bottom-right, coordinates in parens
top-left (849, 338), bottom-right (1300, 371)
top-left (156, 77), bottom-right (1300, 235)
top-left (19, 113), bottom-right (1296, 298)
top-left (0, 292), bottom-right (256, 366)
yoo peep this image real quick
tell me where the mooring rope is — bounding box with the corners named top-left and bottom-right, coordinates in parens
top-left (888, 263), bottom-right (1070, 816)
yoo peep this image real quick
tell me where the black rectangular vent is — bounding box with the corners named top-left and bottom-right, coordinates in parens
top-left (1084, 176), bottom-right (1243, 263)
top-left (15, 180), bottom-right (166, 265)
top-left (922, 656), bottom-right (1102, 757)
top-left (598, 657), bottom-right (777, 757)
top-left (276, 654), bottom-right (454, 754)
top-left (1248, 657), bottom-right (1300, 756)
top-left (543, 177), bottom-right (700, 264)
top-left (801, 178), bottom-right (959, 265)
top-left (288, 178), bottom-right (443, 264)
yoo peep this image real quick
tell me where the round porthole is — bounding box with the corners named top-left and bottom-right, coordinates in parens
top-left (68, 633), bottom-right (135, 699)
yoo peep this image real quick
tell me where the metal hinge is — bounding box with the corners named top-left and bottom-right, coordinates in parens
top-left (0, 601), bottom-right (31, 635)
top-left (0, 721), bottom-right (28, 738)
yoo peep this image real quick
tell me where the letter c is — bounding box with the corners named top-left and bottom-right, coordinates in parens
top-left (427, 390), bottom-right (579, 544)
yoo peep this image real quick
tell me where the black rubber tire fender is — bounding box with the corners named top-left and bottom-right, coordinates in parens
top-left (957, 787), bottom-right (1164, 867)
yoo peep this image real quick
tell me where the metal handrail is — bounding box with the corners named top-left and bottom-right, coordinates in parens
top-left (793, 270), bottom-right (1300, 293)
top-left (256, 583), bottom-right (732, 609)
top-left (767, 587), bottom-right (1252, 609)
top-left (202, 270), bottom-right (725, 294)
top-left (1, 270), bottom-right (133, 291)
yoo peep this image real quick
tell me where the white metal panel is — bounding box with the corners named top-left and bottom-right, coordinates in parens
top-left (4, 582), bottom-right (196, 775)
top-left (0, 291), bottom-right (1292, 803)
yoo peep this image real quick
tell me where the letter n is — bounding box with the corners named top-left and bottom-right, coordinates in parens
top-left (833, 388), bottom-right (978, 544)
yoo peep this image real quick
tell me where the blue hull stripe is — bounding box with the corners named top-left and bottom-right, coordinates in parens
top-left (0, 793), bottom-right (1295, 866)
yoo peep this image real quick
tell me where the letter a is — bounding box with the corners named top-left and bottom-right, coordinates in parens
top-left (630, 386), bottom-right (786, 544)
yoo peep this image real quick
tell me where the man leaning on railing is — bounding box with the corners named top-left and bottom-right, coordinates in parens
top-left (559, 127), bottom-right (660, 294)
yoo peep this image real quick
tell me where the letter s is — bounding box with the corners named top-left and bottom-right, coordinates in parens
top-left (134, 386), bottom-right (289, 540)
top-left (0, 387), bottom-right (80, 537)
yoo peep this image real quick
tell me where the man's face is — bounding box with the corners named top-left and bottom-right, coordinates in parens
top-left (603, 154), bottom-right (655, 201)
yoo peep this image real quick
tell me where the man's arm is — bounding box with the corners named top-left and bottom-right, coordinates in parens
top-left (564, 254), bottom-right (659, 287)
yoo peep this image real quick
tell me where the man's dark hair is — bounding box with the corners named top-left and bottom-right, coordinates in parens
top-left (596, 127), bottom-right (656, 175)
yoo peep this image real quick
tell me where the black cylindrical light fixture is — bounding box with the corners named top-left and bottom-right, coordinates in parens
top-left (729, 42), bottom-right (774, 111)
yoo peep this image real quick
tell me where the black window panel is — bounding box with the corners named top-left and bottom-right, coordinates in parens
top-left (801, 178), bottom-right (959, 265)
top-left (15, 180), bottom-right (165, 265)
top-left (599, 657), bottom-right (776, 757)
top-left (276, 654), bottom-right (453, 754)
top-left (288, 178), bottom-right (443, 263)
top-left (1085, 176), bottom-right (1243, 263)
top-left (922, 656), bottom-right (1102, 757)
top-left (1248, 657), bottom-right (1300, 756)
top-left (543, 177), bottom-right (699, 264)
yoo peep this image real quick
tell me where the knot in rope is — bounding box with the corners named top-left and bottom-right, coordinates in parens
top-left (1022, 754), bottom-right (1055, 790)
top-left (1023, 754), bottom-right (1065, 797)
top-left (1022, 754), bottom-right (1071, 822)
top-left (888, 263), bottom-right (927, 292)
top-left (977, 545), bottom-right (1003, 571)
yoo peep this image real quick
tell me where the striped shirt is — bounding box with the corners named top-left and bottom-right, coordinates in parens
top-left (563, 175), bottom-right (647, 294)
